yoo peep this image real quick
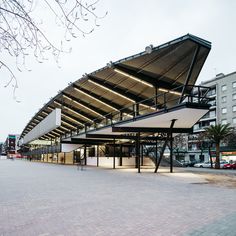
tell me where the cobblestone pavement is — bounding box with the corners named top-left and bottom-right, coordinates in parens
top-left (0, 160), bottom-right (236, 236)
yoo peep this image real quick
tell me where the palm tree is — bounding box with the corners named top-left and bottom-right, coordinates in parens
top-left (205, 124), bottom-right (232, 169)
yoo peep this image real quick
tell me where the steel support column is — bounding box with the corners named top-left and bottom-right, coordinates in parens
top-left (119, 144), bottom-right (123, 166)
top-left (136, 132), bottom-right (141, 173)
top-left (84, 146), bottom-right (87, 165)
top-left (141, 144), bottom-right (143, 166)
top-left (97, 145), bottom-right (99, 167)
top-left (155, 139), bottom-right (158, 167)
top-left (113, 139), bottom-right (116, 169)
top-left (155, 86), bottom-right (158, 110)
top-left (170, 131), bottom-right (173, 173)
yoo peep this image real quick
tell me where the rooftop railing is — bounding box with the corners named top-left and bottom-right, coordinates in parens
top-left (21, 85), bottom-right (211, 155)
top-left (61, 84), bottom-right (211, 139)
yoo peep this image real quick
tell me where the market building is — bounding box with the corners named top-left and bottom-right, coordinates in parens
top-left (19, 34), bottom-right (212, 172)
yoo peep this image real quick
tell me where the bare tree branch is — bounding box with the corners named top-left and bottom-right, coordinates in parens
top-left (0, 0), bottom-right (107, 100)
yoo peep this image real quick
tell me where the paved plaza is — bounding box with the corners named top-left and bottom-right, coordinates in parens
top-left (0, 160), bottom-right (236, 236)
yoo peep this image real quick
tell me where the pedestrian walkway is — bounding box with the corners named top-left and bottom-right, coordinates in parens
top-left (0, 159), bottom-right (236, 236)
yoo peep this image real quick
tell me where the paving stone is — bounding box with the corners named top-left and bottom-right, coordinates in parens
top-left (0, 160), bottom-right (236, 236)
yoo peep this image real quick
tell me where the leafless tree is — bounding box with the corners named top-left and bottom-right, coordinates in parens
top-left (0, 0), bottom-right (107, 99)
top-left (172, 133), bottom-right (187, 161)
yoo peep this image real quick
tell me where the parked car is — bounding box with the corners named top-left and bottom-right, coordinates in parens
top-left (194, 162), bottom-right (212, 168)
top-left (219, 161), bottom-right (229, 168)
top-left (223, 162), bottom-right (236, 169)
top-left (181, 160), bottom-right (198, 167)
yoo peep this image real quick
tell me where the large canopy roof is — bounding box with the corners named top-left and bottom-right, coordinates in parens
top-left (20, 34), bottom-right (211, 142)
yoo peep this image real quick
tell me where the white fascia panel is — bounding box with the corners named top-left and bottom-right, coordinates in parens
top-left (61, 143), bottom-right (83, 152)
top-left (22, 108), bottom-right (61, 144)
top-left (116, 108), bottom-right (208, 129)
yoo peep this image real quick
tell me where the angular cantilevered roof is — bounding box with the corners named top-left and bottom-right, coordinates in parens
top-left (20, 34), bottom-right (211, 143)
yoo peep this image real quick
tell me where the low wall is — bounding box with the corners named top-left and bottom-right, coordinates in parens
top-left (39, 153), bottom-right (155, 167)
top-left (65, 152), bottom-right (74, 164)
top-left (86, 156), bottom-right (154, 167)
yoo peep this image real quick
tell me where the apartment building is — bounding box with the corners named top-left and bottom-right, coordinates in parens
top-left (4, 134), bottom-right (20, 158)
top-left (186, 71), bottom-right (236, 162)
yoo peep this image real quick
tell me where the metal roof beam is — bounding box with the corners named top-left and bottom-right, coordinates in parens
top-left (85, 134), bottom-right (169, 141)
top-left (50, 130), bottom-right (61, 137)
top-left (86, 133), bottom-right (137, 140)
top-left (155, 45), bottom-right (199, 85)
top-left (58, 125), bottom-right (71, 132)
top-left (54, 100), bottom-right (96, 123)
top-left (62, 92), bottom-right (107, 117)
top-left (61, 111), bottom-right (86, 127)
top-left (114, 64), bottom-right (183, 91)
top-left (55, 127), bottom-right (66, 133)
top-left (88, 75), bottom-right (153, 106)
top-left (62, 138), bottom-right (113, 145)
top-left (72, 84), bottom-right (133, 114)
top-left (112, 127), bottom-right (193, 133)
top-left (61, 118), bottom-right (78, 130)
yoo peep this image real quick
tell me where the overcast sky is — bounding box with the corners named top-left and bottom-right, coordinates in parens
top-left (1, 0), bottom-right (236, 142)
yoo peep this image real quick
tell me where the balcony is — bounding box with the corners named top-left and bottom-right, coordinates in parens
top-left (200, 116), bottom-right (216, 122)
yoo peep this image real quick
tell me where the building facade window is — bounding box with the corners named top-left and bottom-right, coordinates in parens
top-left (193, 124), bottom-right (199, 131)
top-left (233, 105), bottom-right (236, 112)
top-left (233, 93), bottom-right (236, 100)
top-left (209, 110), bottom-right (216, 118)
top-left (221, 85), bottom-right (227, 91)
top-left (233, 118), bottom-right (236, 124)
top-left (233, 81), bottom-right (236, 88)
top-left (221, 96), bottom-right (227, 103)
top-left (208, 89), bottom-right (216, 96)
top-left (209, 100), bottom-right (216, 106)
top-left (221, 119), bottom-right (227, 125)
top-left (210, 121), bottom-right (216, 126)
top-left (222, 108), bottom-right (227, 114)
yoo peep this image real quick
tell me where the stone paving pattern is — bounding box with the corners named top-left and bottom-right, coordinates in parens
top-left (0, 160), bottom-right (236, 236)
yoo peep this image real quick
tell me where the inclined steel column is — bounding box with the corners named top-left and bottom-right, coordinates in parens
top-left (154, 119), bottom-right (176, 173)
top-left (179, 45), bottom-right (200, 104)
top-left (154, 138), bottom-right (167, 173)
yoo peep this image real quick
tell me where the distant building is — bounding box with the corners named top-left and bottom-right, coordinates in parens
top-left (186, 71), bottom-right (236, 162)
top-left (0, 142), bottom-right (4, 154)
top-left (4, 134), bottom-right (20, 158)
